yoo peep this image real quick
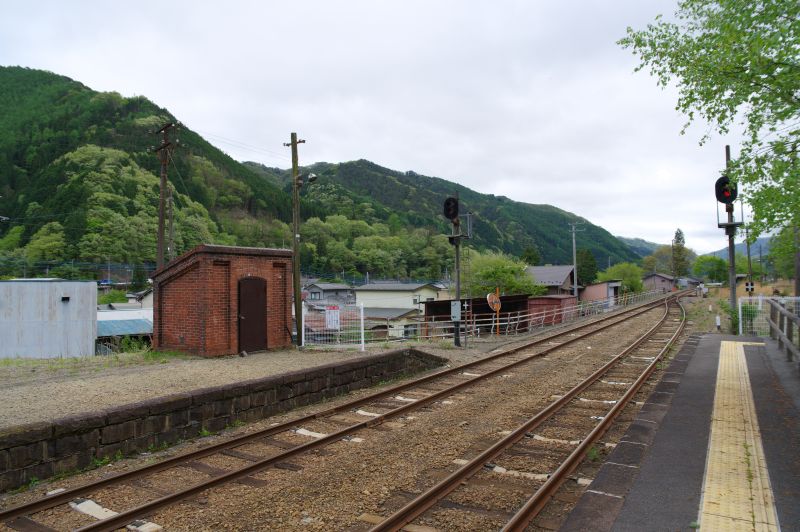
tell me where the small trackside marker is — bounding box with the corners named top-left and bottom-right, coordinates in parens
top-left (355, 409), bottom-right (381, 417)
top-left (602, 380), bottom-right (630, 386)
top-left (69, 499), bottom-right (165, 531)
top-left (462, 372), bottom-right (481, 377)
top-left (295, 428), bottom-right (328, 439)
top-left (46, 488), bottom-right (66, 496)
top-left (357, 514), bottom-right (438, 532)
top-left (128, 520), bottom-right (164, 532)
top-left (343, 436), bottom-right (364, 443)
top-left (441, 400), bottom-right (454, 405)
top-left (70, 499), bottom-right (117, 520)
top-left (586, 489), bottom-right (623, 499)
top-left (531, 434), bottom-right (580, 446)
top-left (393, 395), bottom-right (416, 402)
top-left (578, 397), bottom-right (617, 405)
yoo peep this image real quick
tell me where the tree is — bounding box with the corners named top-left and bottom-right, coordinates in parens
top-left (521, 246), bottom-right (541, 266)
top-left (25, 222), bottom-right (66, 263)
top-left (642, 245), bottom-right (674, 274)
top-left (693, 255), bottom-right (728, 282)
top-left (576, 248), bottom-right (598, 286)
top-left (464, 250), bottom-right (545, 297)
top-left (620, 0), bottom-right (800, 293)
top-left (671, 229), bottom-right (691, 277)
top-left (598, 262), bottom-right (644, 293)
top-left (769, 225), bottom-right (798, 280)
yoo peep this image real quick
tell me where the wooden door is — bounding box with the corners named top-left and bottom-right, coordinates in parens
top-left (238, 277), bottom-right (266, 352)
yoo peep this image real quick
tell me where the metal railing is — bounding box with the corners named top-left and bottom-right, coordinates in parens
top-left (302, 290), bottom-right (665, 349)
top-left (414, 290), bottom-right (664, 342)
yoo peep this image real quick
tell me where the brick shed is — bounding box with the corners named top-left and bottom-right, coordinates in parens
top-left (152, 245), bottom-right (293, 356)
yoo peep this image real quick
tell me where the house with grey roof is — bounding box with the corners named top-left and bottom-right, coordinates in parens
top-left (353, 283), bottom-right (442, 339)
top-left (525, 265), bottom-right (576, 295)
top-left (305, 282), bottom-right (353, 304)
top-left (642, 272), bottom-right (675, 292)
top-left (354, 282), bottom-right (441, 310)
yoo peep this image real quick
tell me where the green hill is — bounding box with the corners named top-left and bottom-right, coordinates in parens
top-left (246, 159), bottom-right (639, 266)
top-left (0, 66), bottom-right (638, 280)
top-left (616, 236), bottom-right (662, 258)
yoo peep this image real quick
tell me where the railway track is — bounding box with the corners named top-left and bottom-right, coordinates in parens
top-left (0, 293), bottom-right (684, 531)
top-left (369, 296), bottom-right (686, 531)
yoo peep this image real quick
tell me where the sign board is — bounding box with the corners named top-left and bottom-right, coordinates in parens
top-left (450, 301), bottom-right (461, 322)
top-left (325, 305), bottom-right (341, 330)
top-left (487, 292), bottom-right (501, 312)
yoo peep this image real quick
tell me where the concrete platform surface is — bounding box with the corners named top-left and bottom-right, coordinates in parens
top-left (563, 333), bottom-right (800, 531)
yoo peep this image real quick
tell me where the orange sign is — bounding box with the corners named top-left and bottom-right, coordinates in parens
top-left (487, 292), bottom-right (501, 312)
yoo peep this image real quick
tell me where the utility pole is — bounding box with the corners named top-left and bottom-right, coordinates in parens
top-left (168, 190), bottom-right (175, 261)
top-left (285, 132), bottom-right (306, 347)
top-left (154, 122), bottom-right (176, 269)
top-left (743, 206), bottom-right (753, 288)
top-left (569, 221), bottom-right (584, 297)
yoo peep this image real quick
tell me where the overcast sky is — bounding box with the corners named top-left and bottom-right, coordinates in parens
top-left (0, 0), bottom-right (746, 254)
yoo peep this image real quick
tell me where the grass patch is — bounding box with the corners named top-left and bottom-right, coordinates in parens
top-left (0, 348), bottom-right (192, 378)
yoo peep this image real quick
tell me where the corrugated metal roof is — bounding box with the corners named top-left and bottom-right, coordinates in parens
top-left (363, 308), bottom-right (420, 320)
top-left (308, 283), bottom-right (351, 291)
top-left (525, 265), bottom-right (574, 286)
top-left (97, 319), bottom-right (153, 337)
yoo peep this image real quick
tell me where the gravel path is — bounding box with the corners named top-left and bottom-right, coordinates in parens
top-left (0, 336), bottom-right (535, 430)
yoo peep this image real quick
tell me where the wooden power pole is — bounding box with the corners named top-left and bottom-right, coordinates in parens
top-left (154, 122), bottom-right (176, 269)
top-left (284, 132), bottom-right (306, 346)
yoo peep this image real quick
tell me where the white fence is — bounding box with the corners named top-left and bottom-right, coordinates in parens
top-left (303, 290), bottom-right (666, 349)
top-left (739, 297), bottom-right (800, 362)
top-left (302, 304), bottom-right (365, 351)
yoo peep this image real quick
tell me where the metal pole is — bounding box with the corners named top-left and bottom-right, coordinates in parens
top-left (454, 236), bottom-right (461, 347)
top-left (571, 224), bottom-right (578, 297)
top-left (725, 146), bottom-right (737, 323)
top-left (359, 302), bottom-right (365, 352)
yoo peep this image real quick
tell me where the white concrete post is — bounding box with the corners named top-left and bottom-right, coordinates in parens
top-left (359, 303), bottom-right (365, 352)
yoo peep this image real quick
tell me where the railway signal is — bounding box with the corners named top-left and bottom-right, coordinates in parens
top-left (714, 175), bottom-right (737, 204)
top-left (443, 197), bottom-right (459, 221)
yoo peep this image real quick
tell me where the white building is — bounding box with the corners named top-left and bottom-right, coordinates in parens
top-left (354, 282), bottom-right (441, 310)
top-left (0, 280), bottom-right (97, 358)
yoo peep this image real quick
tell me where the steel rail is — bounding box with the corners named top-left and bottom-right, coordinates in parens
top-left (72, 299), bottom-right (673, 531)
top-left (370, 297), bottom-right (682, 532)
top-left (0, 295), bottom-right (670, 524)
top-left (502, 297), bottom-right (686, 531)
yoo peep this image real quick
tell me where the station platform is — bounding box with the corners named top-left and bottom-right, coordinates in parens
top-left (563, 333), bottom-right (800, 531)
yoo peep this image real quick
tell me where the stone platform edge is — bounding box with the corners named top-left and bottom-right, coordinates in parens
top-left (0, 348), bottom-right (447, 492)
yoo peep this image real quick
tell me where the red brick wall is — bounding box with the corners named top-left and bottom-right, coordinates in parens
top-left (154, 246), bottom-right (292, 356)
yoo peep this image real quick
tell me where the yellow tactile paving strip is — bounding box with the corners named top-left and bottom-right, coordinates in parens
top-left (698, 341), bottom-right (779, 531)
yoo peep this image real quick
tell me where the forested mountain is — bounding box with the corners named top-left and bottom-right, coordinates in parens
top-left (246, 160), bottom-right (639, 266)
top-left (616, 236), bottom-right (662, 258)
top-left (0, 66), bottom-right (638, 280)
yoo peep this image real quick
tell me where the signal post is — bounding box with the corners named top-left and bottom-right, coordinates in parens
top-left (715, 145), bottom-right (743, 328)
top-left (443, 196), bottom-right (463, 347)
